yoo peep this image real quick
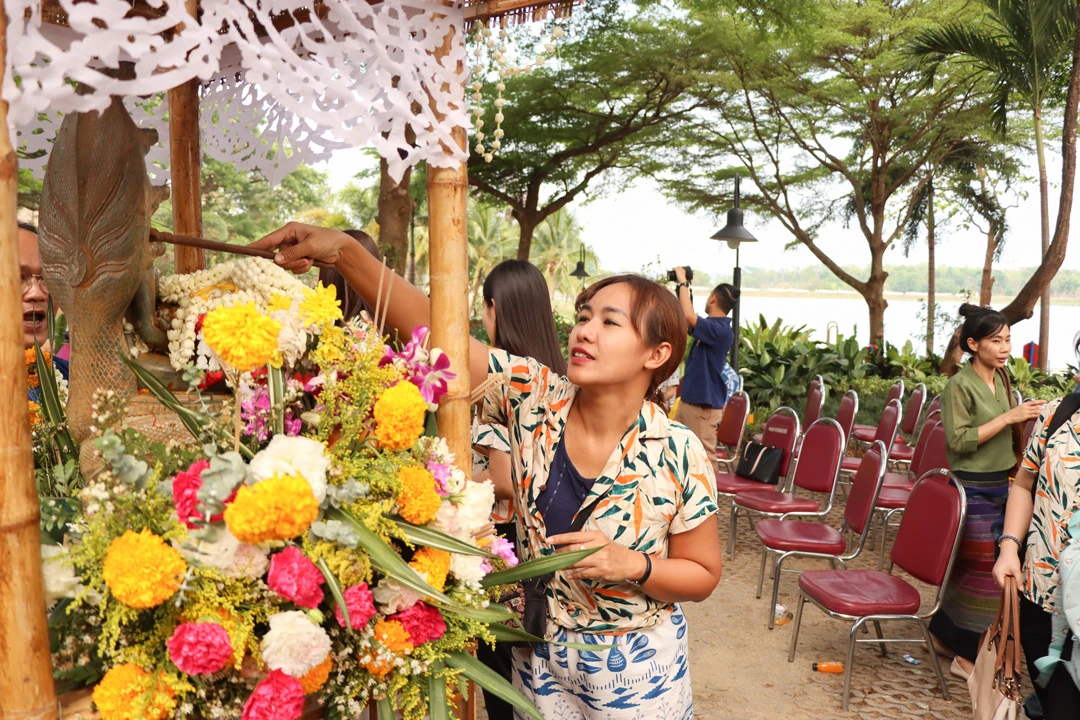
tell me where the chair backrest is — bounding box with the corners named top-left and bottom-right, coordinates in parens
top-left (845, 440), bottom-right (887, 539)
top-left (804, 380), bottom-right (825, 427)
top-left (760, 407), bottom-right (801, 478)
top-left (717, 390), bottom-right (750, 447)
top-left (918, 421), bottom-right (949, 473)
top-left (834, 389), bottom-right (859, 444)
top-left (790, 418), bottom-right (845, 494)
top-left (924, 394), bottom-right (941, 420)
top-left (886, 379), bottom-right (904, 405)
top-left (899, 383), bottom-right (926, 436)
top-left (890, 471), bottom-right (967, 601)
top-left (908, 410), bottom-right (941, 476)
top-left (873, 398), bottom-right (903, 454)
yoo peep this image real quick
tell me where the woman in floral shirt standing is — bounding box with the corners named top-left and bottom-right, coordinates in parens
top-left (994, 395), bottom-right (1080, 717)
top-left (254, 224), bottom-right (724, 720)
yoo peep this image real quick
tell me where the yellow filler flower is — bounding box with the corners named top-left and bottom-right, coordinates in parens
top-left (102, 529), bottom-right (187, 609)
top-left (201, 302), bottom-right (281, 373)
top-left (224, 475), bottom-right (319, 543)
top-left (92, 664), bottom-right (176, 720)
top-left (374, 381), bottom-right (428, 451)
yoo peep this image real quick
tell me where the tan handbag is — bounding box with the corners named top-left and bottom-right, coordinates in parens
top-left (968, 577), bottom-right (1024, 720)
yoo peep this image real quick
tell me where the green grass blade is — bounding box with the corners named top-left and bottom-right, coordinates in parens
top-left (427, 661), bottom-right (450, 720)
top-left (480, 547), bottom-right (598, 588)
top-left (391, 518), bottom-right (497, 558)
top-left (444, 650), bottom-right (543, 720)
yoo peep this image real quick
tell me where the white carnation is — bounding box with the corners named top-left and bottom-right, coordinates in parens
top-left (179, 531), bottom-right (269, 579)
top-left (260, 611), bottom-right (332, 677)
top-left (450, 553), bottom-right (486, 588)
top-left (231, 542), bottom-right (270, 579)
top-left (249, 435), bottom-right (331, 503)
top-left (41, 544), bottom-right (80, 607)
top-left (430, 501), bottom-right (460, 538)
top-left (456, 480), bottom-right (495, 536)
top-left (372, 579), bottom-right (424, 614)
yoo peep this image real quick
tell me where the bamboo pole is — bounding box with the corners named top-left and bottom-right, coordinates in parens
top-left (0, 5), bottom-right (60, 719)
top-left (169, 0), bottom-right (204, 274)
top-left (426, 12), bottom-right (475, 720)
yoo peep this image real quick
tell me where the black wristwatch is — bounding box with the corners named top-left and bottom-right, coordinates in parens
top-left (627, 552), bottom-right (653, 586)
top-left (676, 282), bottom-right (690, 291)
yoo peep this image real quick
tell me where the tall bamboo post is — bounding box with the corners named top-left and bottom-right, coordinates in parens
top-left (0, 6), bottom-right (60, 719)
top-left (169, 0), bottom-right (204, 274)
top-left (426, 12), bottom-right (475, 720)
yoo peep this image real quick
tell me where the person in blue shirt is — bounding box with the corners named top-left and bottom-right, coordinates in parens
top-left (671, 266), bottom-right (739, 472)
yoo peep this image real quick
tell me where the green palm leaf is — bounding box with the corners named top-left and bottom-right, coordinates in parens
top-left (480, 546), bottom-right (598, 588)
top-left (34, 343), bottom-right (77, 462)
top-left (390, 518), bottom-right (498, 559)
top-left (427, 661), bottom-right (451, 720)
top-left (444, 650), bottom-right (543, 720)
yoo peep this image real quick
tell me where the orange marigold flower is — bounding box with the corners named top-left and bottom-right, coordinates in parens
top-left (409, 547), bottom-right (450, 593)
top-left (28, 400), bottom-right (42, 426)
top-left (92, 664), bottom-right (176, 720)
top-left (297, 652), bottom-right (333, 694)
top-left (395, 466), bottom-right (441, 526)
top-left (363, 620), bottom-right (414, 679)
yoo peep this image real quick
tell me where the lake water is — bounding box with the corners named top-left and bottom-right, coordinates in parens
top-left (692, 292), bottom-right (1080, 371)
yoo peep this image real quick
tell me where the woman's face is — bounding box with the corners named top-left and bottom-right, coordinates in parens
top-left (567, 283), bottom-right (669, 391)
top-left (482, 300), bottom-right (497, 346)
top-left (969, 325), bottom-right (1012, 369)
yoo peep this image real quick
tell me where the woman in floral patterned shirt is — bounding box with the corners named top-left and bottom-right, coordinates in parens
top-left (255, 224), bottom-right (724, 720)
top-left (994, 396), bottom-right (1080, 716)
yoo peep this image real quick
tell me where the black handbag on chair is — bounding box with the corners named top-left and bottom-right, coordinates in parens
top-left (734, 441), bottom-right (783, 485)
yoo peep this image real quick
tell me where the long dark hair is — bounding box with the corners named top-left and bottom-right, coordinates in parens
top-left (318, 230), bottom-right (380, 323)
top-left (575, 274), bottom-right (687, 402)
top-left (482, 260), bottom-right (567, 375)
top-left (958, 303), bottom-right (1008, 355)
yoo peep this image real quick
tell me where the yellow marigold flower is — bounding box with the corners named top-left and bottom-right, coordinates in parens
top-left (300, 283), bottom-right (343, 329)
top-left (298, 652), bottom-right (333, 694)
top-left (92, 664), bottom-right (176, 720)
top-left (364, 620), bottom-right (414, 679)
top-left (409, 547), bottom-right (451, 592)
top-left (374, 382), bottom-right (427, 451)
top-left (224, 475), bottom-right (319, 543)
top-left (201, 302), bottom-right (281, 373)
top-left (267, 292), bottom-right (293, 313)
top-left (102, 530), bottom-right (186, 609)
top-left (396, 466), bottom-right (442, 526)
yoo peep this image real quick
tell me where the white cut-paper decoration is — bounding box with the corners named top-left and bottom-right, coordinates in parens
top-left (5, 0), bottom-right (469, 184)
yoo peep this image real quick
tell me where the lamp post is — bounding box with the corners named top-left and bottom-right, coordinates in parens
top-left (570, 244), bottom-right (590, 291)
top-left (710, 173), bottom-right (757, 372)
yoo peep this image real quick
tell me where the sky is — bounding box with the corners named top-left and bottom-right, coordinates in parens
top-left (315, 141), bottom-right (1078, 283)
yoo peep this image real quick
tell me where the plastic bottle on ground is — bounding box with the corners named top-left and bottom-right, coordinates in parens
top-left (813, 662), bottom-right (844, 673)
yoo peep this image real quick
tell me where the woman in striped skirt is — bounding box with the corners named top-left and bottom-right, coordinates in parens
top-left (934, 304), bottom-right (1046, 678)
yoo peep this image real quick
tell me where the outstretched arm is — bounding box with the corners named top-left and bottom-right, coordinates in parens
top-left (251, 223), bottom-right (491, 391)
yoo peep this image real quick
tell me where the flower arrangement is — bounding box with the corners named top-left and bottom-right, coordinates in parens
top-left (44, 272), bottom-right (591, 720)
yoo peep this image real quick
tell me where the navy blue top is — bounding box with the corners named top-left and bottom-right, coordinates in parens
top-left (681, 315), bottom-right (734, 409)
top-left (535, 440), bottom-right (595, 538)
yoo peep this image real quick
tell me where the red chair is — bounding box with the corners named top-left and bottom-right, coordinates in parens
top-left (716, 407), bottom-right (800, 502)
top-left (787, 469), bottom-right (967, 711)
top-left (753, 376), bottom-right (823, 444)
top-left (715, 391), bottom-right (750, 474)
top-left (839, 398), bottom-right (901, 480)
top-left (873, 418), bottom-right (948, 567)
top-left (923, 394), bottom-right (941, 424)
top-left (885, 384), bottom-right (926, 466)
top-left (753, 441), bottom-right (887, 629)
top-left (851, 379), bottom-right (903, 441)
top-left (881, 410), bottom-right (941, 490)
top-left (835, 389), bottom-right (858, 454)
top-left (728, 418), bottom-right (845, 559)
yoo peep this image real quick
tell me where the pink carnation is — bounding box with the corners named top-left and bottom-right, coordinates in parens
top-left (172, 460), bottom-right (237, 528)
top-left (488, 536), bottom-right (519, 567)
top-left (267, 546), bottom-right (324, 609)
top-left (242, 669), bottom-right (305, 720)
top-left (167, 622), bottom-right (233, 676)
top-left (335, 582), bottom-right (376, 630)
top-left (393, 602), bottom-right (446, 645)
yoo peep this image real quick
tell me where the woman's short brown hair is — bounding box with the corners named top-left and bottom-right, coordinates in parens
top-left (575, 274), bottom-right (687, 402)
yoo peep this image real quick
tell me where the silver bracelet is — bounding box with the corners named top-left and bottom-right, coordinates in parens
top-left (999, 534), bottom-right (1023, 549)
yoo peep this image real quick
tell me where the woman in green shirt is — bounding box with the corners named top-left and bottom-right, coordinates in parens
top-left (931, 304), bottom-right (1045, 678)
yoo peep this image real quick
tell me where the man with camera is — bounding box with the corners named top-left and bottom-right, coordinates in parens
top-left (670, 265), bottom-right (740, 472)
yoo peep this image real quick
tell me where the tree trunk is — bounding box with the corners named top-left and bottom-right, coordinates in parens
top-left (980, 227), bottom-right (996, 305)
top-left (1035, 109), bottom-right (1051, 371)
top-left (377, 158), bottom-right (414, 275)
top-left (865, 248), bottom-right (889, 346)
top-left (927, 181), bottom-right (936, 356)
top-left (515, 213), bottom-right (537, 261)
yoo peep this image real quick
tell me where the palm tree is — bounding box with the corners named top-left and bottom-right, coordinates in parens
top-left (530, 210), bottom-right (599, 302)
top-left (912, 0), bottom-right (1076, 370)
top-left (466, 204), bottom-right (517, 316)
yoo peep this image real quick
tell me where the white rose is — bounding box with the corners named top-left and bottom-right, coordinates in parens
top-left (260, 611), bottom-right (332, 677)
top-left (249, 435), bottom-right (331, 504)
top-left (41, 544), bottom-right (80, 607)
top-left (372, 579), bottom-right (424, 614)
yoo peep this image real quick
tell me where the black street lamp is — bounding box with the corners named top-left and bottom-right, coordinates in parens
top-left (710, 173), bottom-right (757, 372)
top-left (569, 244), bottom-right (590, 290)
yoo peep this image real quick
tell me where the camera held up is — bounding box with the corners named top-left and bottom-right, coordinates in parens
top-left (667, 266), bottom-right (694, 283)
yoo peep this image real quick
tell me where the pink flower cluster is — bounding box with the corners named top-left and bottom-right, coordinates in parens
top-left (393, 602), bottom-right (446, 645)
top-left (167, 622), bottom-right (233, 676)
top-left (379, 326), bottom-right (455, 405)
top-left (173, 460), bottom-right (237, 529)
top-left (488, 537), bottom-right (519, 568)
top-left (335, 582), bottom-right (377, 630)
top-left (427, 461), bottom-right (452, 496)
top-left (267, 546), bottom-right (324, 608)
top-left (242, 669), bottom-right (305, 720)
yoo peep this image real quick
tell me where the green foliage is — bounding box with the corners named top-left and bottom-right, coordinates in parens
top-left (1005, 356), bottom-right (1075, 399)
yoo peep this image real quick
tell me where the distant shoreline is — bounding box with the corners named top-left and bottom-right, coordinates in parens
top-left (729, 287), bottom-right (1080, 306)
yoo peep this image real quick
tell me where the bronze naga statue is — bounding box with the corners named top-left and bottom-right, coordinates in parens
top-left (38, 98), bottom-right (176, 449)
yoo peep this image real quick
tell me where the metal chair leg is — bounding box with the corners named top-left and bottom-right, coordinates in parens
top-left (728, 504), bottom-right (739, 560)
top-left (768, 553), bottom-right (790, 630)
top-left (872, 620), bottom-right (887, 657)
top-left (843, 618), bottom-right (864, 711)
top-left (788, 593), bottom-right (807, 662)
top-left (756, 547), bottom-right (768, 600)
top-left (917, 618), bottom-right (951, 701)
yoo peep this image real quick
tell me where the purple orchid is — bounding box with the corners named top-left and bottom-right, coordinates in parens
top-left (380, 326), bottom-right (456, 405)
